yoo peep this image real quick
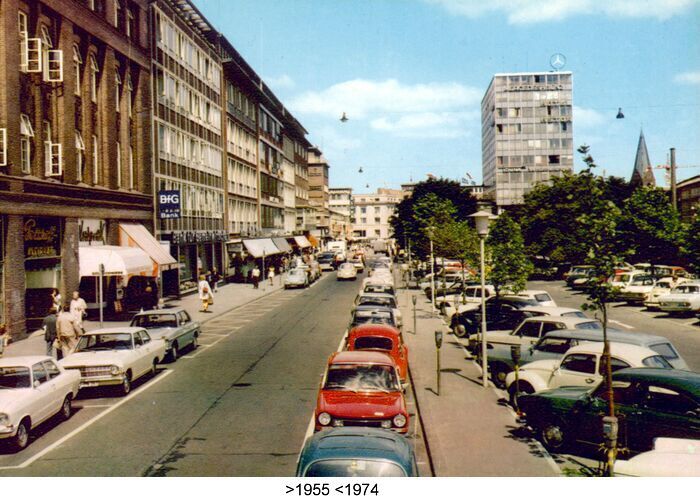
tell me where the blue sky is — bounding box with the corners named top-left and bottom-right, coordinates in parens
top-left (196, 0), bottom-right (700, 193)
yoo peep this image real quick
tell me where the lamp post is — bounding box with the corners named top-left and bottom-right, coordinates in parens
top-left (427, 226), bottom-right (436, 315)
top-left (469, 210), bottom-right (496, 388)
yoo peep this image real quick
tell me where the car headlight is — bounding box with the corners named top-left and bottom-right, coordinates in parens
top-left (317, 412), bottom-right (331, 426)
top-left (393, 414), bottom-right (407, 428)
top-left (381, 420), bottom-right (392, 429)
top-left (0, 413), bottom-right (10, 426)
top-left (110, 365), bottom-right (122, 376)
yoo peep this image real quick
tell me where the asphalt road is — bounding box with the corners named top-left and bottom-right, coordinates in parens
top-left (0, 273), bottom-right (374, 476)
top-left (531, 281), bottom-right (700, 372)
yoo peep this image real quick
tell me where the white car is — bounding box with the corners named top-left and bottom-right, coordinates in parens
top-left (348, 258), bottom-right (365, 271)
top-left (512, 290), bottom-right (557, 308)
top-left (618, 274), bottom-right (657, 305)
top-left (505, 342), bottom-right (671, 405)
top-left (644, 277), bottom-right (686, 310)
top-left (0, 355), bottom-right (80, 450)
top-left (354, 292), bottom-right (403, 329)
top-left (360, 278), bottom-right (396, 297)
top-left (284, 268), bottom-right (309, 289)
top-left (658, 281), bottom-right (700, 315)
top-left (615, 438), bottom-right (700, 477)
top-left (59, 327), bottom-right (167, 396)
top-left (337, 263), bottom-right (358, 281)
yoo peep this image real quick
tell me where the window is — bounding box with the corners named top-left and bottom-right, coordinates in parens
top-left (541, 322), bottom-right (565, 335)
top-left (126, 74), bottom-right (133, 117)
top-left (126, 9), bottom-right (135, 38)
top-left (89, 55), bottom-right (99, 102)
top-left (88, 0), bottom-right (96, 11)
top-left (129, 146), bottom-right (134, 189)
top-left (18, 11), bottom-right (28, 72)
top-left (115, 67), bottom-right (122, 109)
top-left (19, 118), bottom-right (33, 173)
top-left (648, 342), bottom-right (679, 360)
top-left (116, 142), bottom-right (121, 187)
top-left (92, 135), bottom-right (99, 183)
top-left (75, 132), bottom-right (86, 181)
top-left (0, 128), bottom-right (6, 166)
top-left (598, 357), bottom-right (631, 375)
top-left (645, 386), bottom-right (699, 415)
top-left (43, 360), bottom-right (61, 379)
top-left (114, 0), bottom-right (122, 28)
top-left (72, 46), bottom-right (82, 95)
top-left (535, 337), bottom-right (571, 355)
top-left (517, 321), bottom-right (541, 338)
top-left (32, 363), bottom-right (48, 385)
top-left (559, 353), bottom-right (596, 374)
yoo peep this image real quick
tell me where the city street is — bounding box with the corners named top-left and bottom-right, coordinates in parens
top-left (0, 273), bottom-right (428, 476)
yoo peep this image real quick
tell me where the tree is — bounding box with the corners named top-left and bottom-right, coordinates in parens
top-left (432, 220), bottom-right (480, 297)
top-left (486, 213), bottom-right (533, 296)
top-left (682, 212), bottom-right (700, 274)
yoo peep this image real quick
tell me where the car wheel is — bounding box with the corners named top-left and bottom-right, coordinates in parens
top-left (60, 395), bottom-right (72, 420)
top-left (120, 372), bottom-right (132, 396)
top-left (540, 421), bottom-right (568, 452)
top-left (490, 362), bottom-right (510, 389)
top-left (508, 381), bottom-right (534, 408)
top-left (192, 334), bottom-right (199, 349)
top-left (13, 418), bottom-right (30, 451)
top-left (150, 360), bottom-right (158, 377)
top-left (170, 343), bottom-right (179, 362)
top-left (453, 324), bottom-right (468, 339)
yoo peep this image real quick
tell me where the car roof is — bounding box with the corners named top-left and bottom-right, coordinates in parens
top-left (0, 355), bottom-right (53, 367)
top-left (330, 350), bottom-right (396, 365)
top-left (348, 324), bottom-right (401, 339)
top-left (298, 428), bottom-right (414, 474)
top-left (134, 308), bottom-right (185, 316)
top-left (542, 329), bottom-right (670, 345)
top-left (613, 368), bottom-right (700, 398)
top-left (355, 304), bottom-right (394, 313)
top-left (522, 316), bottom-right (594, 326)
top-left (521, 306), bottom-right (582, 315)
top-left (84, 327), bottom-right (144, 335)
top-left (566, 341), bottom-right (660, 360)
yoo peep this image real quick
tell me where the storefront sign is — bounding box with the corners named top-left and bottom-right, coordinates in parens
top-left (24, 217), bottom-right (61, 259)
top-left (158, 190), bottom-right (181, 219)
top-left (79, 219), bottom-right (106, 246)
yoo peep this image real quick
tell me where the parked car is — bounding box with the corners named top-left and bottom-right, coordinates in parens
top-left (0, 356), bottom-right (80, 450)
top-left (441, 289), bottom-right (557, 319)
top-left (467, 316), bottom-right (605, 354)
top-left (354, 293), bottom-right (402, 329)
top-left (59, 327), bottom-right (167, 396)
top-left (350, 306), bottom-right (400, 330)
top-left (315, 351), bottom-right (408, 433)
top-left (284, 268), bottom-right (309, 289)
top-left (488, 328), bottom-right (687, 388)
top-left (518, 368), bottom-right (700, 453)
top-left (505, 342), bottom-right (672, 406)
top-left (318, 253), bottom-right (336, 271)
top-left (360, 280), bottom-right (396, 297)
top-left (348, 258), bottom-right (365, 272)
top-left (513, 290), bottom-right (557, 308)
top-left (450, 296), bottom-right (539, 338)
top-left (337, 263), bottom-right (358, 281)
top-left (658, 281), bottom-right (700, 315)
top-left (346, 324), bottom-right (408, 383)
top-left (644, 277), bottom-right (686, 311)
top-left (565, 265), bottom-right (594, 287)
top-left (130, 308), bottom-right (200, 361)
top-left (614, 438), bottom-right (700, 477)
top-left (618, 274), bottom-right (657, 305)
top-left (296, 428), bottom-right (418, 477)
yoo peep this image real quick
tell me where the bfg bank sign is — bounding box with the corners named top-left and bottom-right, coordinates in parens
top-left (158, 190), bottom-right (181, 219)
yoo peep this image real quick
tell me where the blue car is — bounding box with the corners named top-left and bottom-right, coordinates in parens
top-left (296, 428), bottom-right (418, 477)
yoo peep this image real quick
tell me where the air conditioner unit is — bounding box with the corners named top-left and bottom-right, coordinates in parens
top-left (0, 128), bottom-right (6, 166)
top-left (44, 49), bottom-right (63, 82)
top-left (25, 38), bottom-right (42, 72)
top-left (44, 141), bottom-right (62, 176)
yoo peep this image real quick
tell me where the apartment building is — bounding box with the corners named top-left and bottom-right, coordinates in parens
top-left (482, 71), bottom-right (573, 207)
top-left (352, 189), bottom-right (402, 240)
top-left (0, 0), bottom-right (155, 338)
top-left (308, 146), bottom-right (330, 239)
top-left (329, 187), bottom-right (354, 221)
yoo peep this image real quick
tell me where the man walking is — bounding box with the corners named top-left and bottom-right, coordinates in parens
top-left (57, 304), bottom-right (81, 358)
top-left (251, 265), bottom-right (261, 289)
top-left (70, 291), bottom-right (87, 333)
top-left (210, 267), bottom-right (221, 293)
top-left (42, 307), bottom-right (58, 358)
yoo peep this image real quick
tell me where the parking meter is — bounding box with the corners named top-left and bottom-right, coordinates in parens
top-left (411, 295), bottom-right (417, 335)
top-left (510, 345), bottom-right (521, 365)
top-left (510, 344), bottom-right (522, 411)
top-left (434, 330), bottom-right (443, 349)
top-left (435, 330), bottom-right (443, 396)
top-left (602, 416), bottom-right (618, 448)
top-left (412, 295), bottom-right (417, 306)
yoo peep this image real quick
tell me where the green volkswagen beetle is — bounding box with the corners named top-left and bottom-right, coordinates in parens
top-left (518, 368), bottom-right (700, 454)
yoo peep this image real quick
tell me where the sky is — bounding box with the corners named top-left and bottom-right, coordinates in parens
top-left (196, 0), bottom-right (700, 193)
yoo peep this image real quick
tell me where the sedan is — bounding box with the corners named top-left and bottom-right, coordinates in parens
top-left (130, 308), bottom-right (200, 361)
top-left (337, 263), bottom-right (358, 281)
top-left (284, 268), bottom-right (309, 289)
top-left (315, 351), bottom-right (408, 434)
top-left (0, 356), bottom-right (80, 450)
top-left (658, 281), bottom-right (700, 315)
top-left (350, 306), bottom-right (399, 330)
top-left (59, 327), bottom-right (167, 396)
top-left (518, 368), bottom-right (700, 454)
top-left (346, 324), bottom-right (408, 382)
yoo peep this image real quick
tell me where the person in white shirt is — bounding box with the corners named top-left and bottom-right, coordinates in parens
top-left (198, 275), bottom-right (213, 312)
top-left (69, 291), bottom-right (87, 333)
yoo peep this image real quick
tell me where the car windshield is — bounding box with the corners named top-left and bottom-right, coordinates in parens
top-left (0, 366), bottom-right (31, 389)
top-left (642, 355), bottom-right (673, 369)
top-left (131, 315), bottom-right (177, 328)
top-left (289, 270), bottom-right (305, 277)
top-left (364, 285), bottom-right (394, 295)
top-left (351, 312), bottom-right (393, 327)
top-left (535, 293), bottom-right (552, 302)
top-left (324, 364), bottom-right (399, 392)
top-left (354, 337), bottom-right (394, 351)
top-left (77, 333), bottom-right (133, 351)
top-left (575, 321), bottom-right (603, 330)
top-left (562, 311), bottom-right (587, 318)
top-left (631, 276), bottom-right (654, 285)
top-left (358, 297), bottom-right (395, 308)
top-left (649, 342), bottom-right (679, 360)
top-left (340, 264), bottom-right (354, 270)
top-left (304, 460), bottom-right (405, 477)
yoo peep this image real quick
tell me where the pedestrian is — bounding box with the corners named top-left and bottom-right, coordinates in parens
top-left (57, 304), bottom-right (81, 358)
top-left (198, 275), bottom-right (213, 312)
top-left (144, 281), bottom-right (158, 310)
top-left (69, 291), bottom-right (87, 333)
top-left (251, 265), bottom-right (261, 289)
top-left (210, 267), bottom-right (221, 293)
top-left (42, 307), bottom-right (58, 358)
top-left (268, 266), bottom-right (275, 285)
top-left (51, 288), bottom-right (62, 311)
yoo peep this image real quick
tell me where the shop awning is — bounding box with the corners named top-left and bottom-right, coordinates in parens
top-left (79, 246), bottom-right (153, 277)
top-left (307, 235), bottom-right (319, 248)
top-left (243, 238), bottom-right (282, 258)
top-left (272, 237), bottom-right (292, 253)
top-left (293, 235), bottom-right (312, 248)
top-left (119, 223), bottom-right (177, 271)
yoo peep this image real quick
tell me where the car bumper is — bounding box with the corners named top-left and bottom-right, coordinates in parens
top-left (0, 425), bottom-right (16, 438)
top-left (315, 423), bottom-right (408, 434)
top-left (659, 304), bottom-right (694, 312)
top-left (78, 375), bottom-right (125, 388)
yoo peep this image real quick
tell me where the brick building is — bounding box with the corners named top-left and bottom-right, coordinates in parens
top-left (0, 0), bottom-right (153, 339)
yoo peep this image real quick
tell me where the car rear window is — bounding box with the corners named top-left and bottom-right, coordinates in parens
top-left (642, 356), bottom-right (673, 369)
top-left (562, 311), bottom-right (586, 318)
top-left (0, 366), bottom-right (31, 389)
top-left (535, 293), bottom-right (552, 302)
top-left (305, 459), bottom-right (405, 477)
top-left (576, 321), bottom-right (603, 330)
top-left (354, 337), bottom-right (394, 351)
top-left (649, 342), bottom-right (679, 360)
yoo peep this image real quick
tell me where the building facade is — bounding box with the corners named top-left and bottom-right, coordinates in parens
top-left (352, 189), bottom-right (402, 240)
top-left (482, 71), bottom-right (573, 207)
top-left (677, 174), bottom-right (700, 223)
top-left (308, 146), bottom-right (330, 239)
top-left (0, 0), bottom-right (153, 338)
top-left (329, 187), bottom-right (353, 221)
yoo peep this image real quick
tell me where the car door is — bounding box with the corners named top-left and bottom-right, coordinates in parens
top-left (530, 337), bottom-right (572, 362)
top-left (636, 384), bottom-right (700, 452)
top-left (513, 320), bottom-right (542, 347)
top-left (30, 362), bottom-right (55, 424)
top-left (132, 332), bottom-right (149, 378)
top-left (178, 311), bottom-right (196, 346)
top-left (42, 360), bottom-right (66, 416)
top-left (551, 353), bottom-right (598, 389)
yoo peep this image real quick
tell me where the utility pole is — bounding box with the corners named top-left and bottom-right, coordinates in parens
top-left (670, 147), bottom-right (677, 210)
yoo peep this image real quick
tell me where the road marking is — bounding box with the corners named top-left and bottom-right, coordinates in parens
top-left (609, 319), bottom-right (634, 329)
top-left (77, 404), bottom-right (112, 409)
top-left (199, 332), bottom-right (229, 337)
top-left (0, 370), bottom-right (174, 471)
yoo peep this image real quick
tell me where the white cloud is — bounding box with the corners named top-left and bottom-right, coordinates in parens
top-left (265, 74), bottom-right (295, 90)
top-left (573, 106), bottom-right (606, 129)
top-left (371, 111), bottom-right (478, 138)
top-left (425, 0), bottom-right (700, 24)
top-left (674, 71), bottom-right (700, 85)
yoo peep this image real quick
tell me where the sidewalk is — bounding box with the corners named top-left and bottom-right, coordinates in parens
top-left (3, 276), bottom-right (286, 358)
top-left (398, 287), bottom-right (559, 477)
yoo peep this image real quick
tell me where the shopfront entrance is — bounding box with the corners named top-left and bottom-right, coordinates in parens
top-left (23, 216), bottom-right (62, 329)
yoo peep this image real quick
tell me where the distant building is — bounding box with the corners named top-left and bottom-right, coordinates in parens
top-left (329, 187), bottom-right (354, 222)
top-left (677, 174), bottom-right (700, 222)
top-left (352, 189), bottom-right (402, 240)
top-left (481, 71), bottom-right (574, 207)
top-left (400, 182), bottom-right (416, 199)
top-left (308, 146), bottom-right (330, 239)
top-left (630, 130), bottom-right (656, 188)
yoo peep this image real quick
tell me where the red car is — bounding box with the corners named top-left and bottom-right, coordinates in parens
top-left (315, 351), bottom-right (408, 434)
top-left (346, 324), bottom-right (408, 383)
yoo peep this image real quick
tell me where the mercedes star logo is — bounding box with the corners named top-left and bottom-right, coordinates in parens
top-left (550, 53), bottom-right (566, 70)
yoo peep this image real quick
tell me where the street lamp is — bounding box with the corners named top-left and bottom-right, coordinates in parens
top-left (469, 210), bottom-right (497, 388)
top-left (426, 226), bottom-right (436, 315)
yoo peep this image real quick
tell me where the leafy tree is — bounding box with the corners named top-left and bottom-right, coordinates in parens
top-left (682, 212), bottom-right (700, 274)
top-left (486, 213), bottom-right (533, 296)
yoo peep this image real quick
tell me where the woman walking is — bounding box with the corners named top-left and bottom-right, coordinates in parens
top-left (198, 275), bottom-right (213, 312)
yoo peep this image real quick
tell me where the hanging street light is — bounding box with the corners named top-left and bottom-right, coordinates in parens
top-left (616, 108), bottom-right (625, 119)
top-left (340, 112), bottom-right (349, 122)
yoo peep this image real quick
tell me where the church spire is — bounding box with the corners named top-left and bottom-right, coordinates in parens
top-left (630, 129), bottom-right (655, 188)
